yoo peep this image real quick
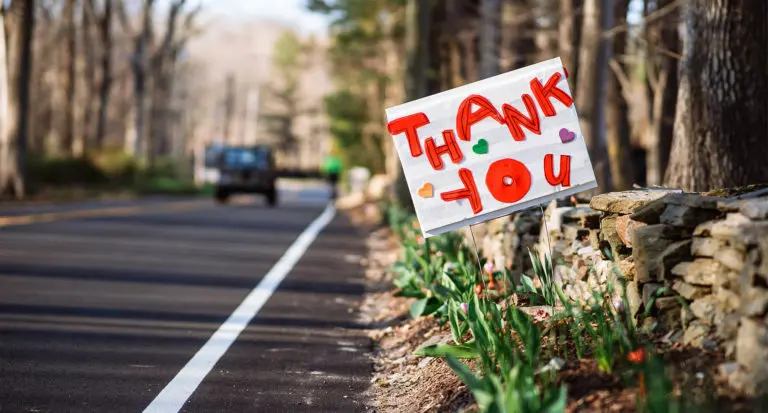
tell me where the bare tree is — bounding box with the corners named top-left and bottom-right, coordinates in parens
top-left (605, 0), bottom-right (634, 190)
top-left (664, 0), bottom-right (768, 190)
top-left (0, 0), bottom-right (35, 198)
top-left (479, 0), bottom-right (500, 79)
top-left (645, 0), bottom-right (679, 185)
top-left (61, 0), bottom-right (76, 155)
top-left (575, 0), bottom-right (612, 191)
top-left (95, 0), bottom-right (113, 148)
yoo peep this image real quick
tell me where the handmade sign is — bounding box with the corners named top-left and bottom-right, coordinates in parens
top-left (385, 57), bottom-right (596, 237)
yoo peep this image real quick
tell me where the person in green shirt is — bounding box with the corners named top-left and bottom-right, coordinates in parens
top-left (322, 155), bottom-right (343, 200)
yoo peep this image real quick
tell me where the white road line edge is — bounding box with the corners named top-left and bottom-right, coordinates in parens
top-left (143, 203), bottom-right (337, 413)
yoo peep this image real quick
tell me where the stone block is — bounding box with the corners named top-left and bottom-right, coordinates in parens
top-left (691, 237), bottom-right (727, 258)
top-left (632, 225), bottom-right (690, 283)
top-left (672, 258), bottom-right (726, 286)
top-left (657, 240), bottom-right (693, 281)
top-left (590, 188), bottom-right (683, 214)
top-left (736, 318), bottom-right (768, 387)
top-left (616, 215), bottom-right (647, 248)
top-left (660, 204), bottom-right (721, 228)
top-left (630, 198), bottom-right (667, 224)
top-left (655, 296), bottom-right (682, 312)
top-left (642, 282), bottom-right (664, 307)
top-left (714, 247), bottom-right (747, 272)
top-left (717, 312), bottom-right (741, 341)
top-left (672, 280), bottom-right (710, 300)
top-left (740, 198), bottom-right (768, 220)
top-left (741, 287), bottom-right (768, 317)
top-left (690, 295), bottom-right (717, 324)
top-left (684, 320), bottom-right (711, 346)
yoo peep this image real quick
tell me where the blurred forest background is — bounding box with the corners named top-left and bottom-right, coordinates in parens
top-left (0, 0), bottom-right (333, 200)
top-left (309, 0), bottom-right (768, 200)
top-left (0, 0), bottom-right (765, 201)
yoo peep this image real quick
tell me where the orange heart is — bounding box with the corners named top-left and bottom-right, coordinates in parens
top-left (417, 183), bottom-right (433, 198)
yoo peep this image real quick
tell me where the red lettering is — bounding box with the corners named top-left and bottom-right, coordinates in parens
top-left (455, 94), bottom-right (504, 142)
top-left (530, 73), bottom-right (573, 117)
top-left (387, 112), bottom-right (430, 157)
top-left (501, 94), bottom-right (541, 141)
top-left (563, 66), bottom-right (568, 79)
top-left (440, 168), bottom-right (483, 214)
top-left (425, 130), bottom-right (464, 170)
top-left (544, 154), bottom-right (571, 187)
top-left (485, 158), bottom-right (532, 204)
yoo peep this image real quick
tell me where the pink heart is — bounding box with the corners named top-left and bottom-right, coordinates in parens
top-left (559, 128), bottom-right (576, 143)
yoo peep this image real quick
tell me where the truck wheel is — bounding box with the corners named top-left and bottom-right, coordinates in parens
top-left (266, 187), bottom-right (278, 207)
top-left (215, 188), bottom-right (230, 204)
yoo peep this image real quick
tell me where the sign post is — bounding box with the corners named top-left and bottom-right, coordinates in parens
top-left (385, 57), bottom-right (597, 237)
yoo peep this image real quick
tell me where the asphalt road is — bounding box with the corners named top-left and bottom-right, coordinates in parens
top-left (0, 183), bottom-right (372, 413)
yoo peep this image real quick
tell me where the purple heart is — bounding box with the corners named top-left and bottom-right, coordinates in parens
top-left (559, 128), bottom-right (576, 143)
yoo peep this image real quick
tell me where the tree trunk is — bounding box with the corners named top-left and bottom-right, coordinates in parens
top-left (559, 0), bottom-right (582, 91)
top-left (605, 0), bottom-right (633, 190)
top-left (575, 0), bottom-right (612, 191)
top-left (502, 0), bottom-right (537, 71)
top-left (645, 0), bottom-right (678, 185)
top-left (95, 0), bottom-right (113, 149)
top-left (79, 0), bottom-right (97, 155)
top-left (132, 0), bottom-right (154, 160)
top-left (479, 0), bottom-right (500, 79)
top-left (0, 0), bottom-right (35, 198)
top-left (61, 0), bottom-right (76, 155)
top-left (664, 0), bottom-right (768, 191)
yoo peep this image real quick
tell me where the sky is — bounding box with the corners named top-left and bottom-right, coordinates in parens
top-left (194, 0), bottom-right (332, 35)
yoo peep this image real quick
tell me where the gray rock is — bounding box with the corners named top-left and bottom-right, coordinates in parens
top-left (693, 213), bottom-right (753, 239)
top-left (717, 312), bottom-right (741, 340)
top-left (590, 188), bottom-right (683, 214)
top-left (681, 305), bottom-right (696, 328)
top-left (691, 237), bottom-right (727, 258)
top-left (663, 193), bottom-right (722, 210)
top-left (626, 280), bottom-right (642, 320)
top-left (562, 206), bottom-right (601, 226)
top-left (617, 257), bottom-right (636, 280)
top-left (690, 296), bottom-right (718, 324)
top-left (702, 338), bottom-right (719, 351)
top-left (600, 215), bottom-right (630, 259)
top-left (655, 297), bottom-right (682, 312)
top-left (714, 288), bottom-right (740, 312)
top-left (632, 225), bottom-right (690, 283)
top-left (736, 318), bottom-right (768, 385)
top-left (719, 362), bottom-right (740, 377)
top-left (684, 320), bottom-right (711, 346)
top-left (740, 198), bottom-right (768, 220)
top-left (741, 287), bottom-right (768, 317)
top-left (672, 280), bottom-right (711, 300)
top-left (657, 240), bottom-right (693, 281)
top-left (630, 198), bottom-right (668, 224)
top-left (642, 282), bottom-right (664, 307)
top-left (714, 247), bottom-right (746, 272)
top-left (616, 215), bottom-right (647, 248)
top-left (672, 258), bottom-right (726, 286)
top-left (660, 204), bottom-right (722, 228)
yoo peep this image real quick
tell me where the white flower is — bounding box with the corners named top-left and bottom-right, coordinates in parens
top-left (460, 302), bottom-right (469, 313)
top-left (483, 261), bottom-right (495, 275)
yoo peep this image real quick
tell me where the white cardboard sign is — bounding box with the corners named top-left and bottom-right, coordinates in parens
top-left (385, 57), bottom-right (597, 237)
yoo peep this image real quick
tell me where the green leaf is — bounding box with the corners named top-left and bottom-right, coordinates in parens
top-left (409, 298), bottom-right (429, 318)
top-left (414, 342), bottom-right (480, 358)
top-left (520, 273), bottom-right (537, 293)
top-left (445, 356), bottom-right (494, 407)
top-left (430, 283), bottom-right (460, 302)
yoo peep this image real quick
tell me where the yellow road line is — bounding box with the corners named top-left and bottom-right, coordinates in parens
top-left (0, 199), bottom-right (217, 228)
